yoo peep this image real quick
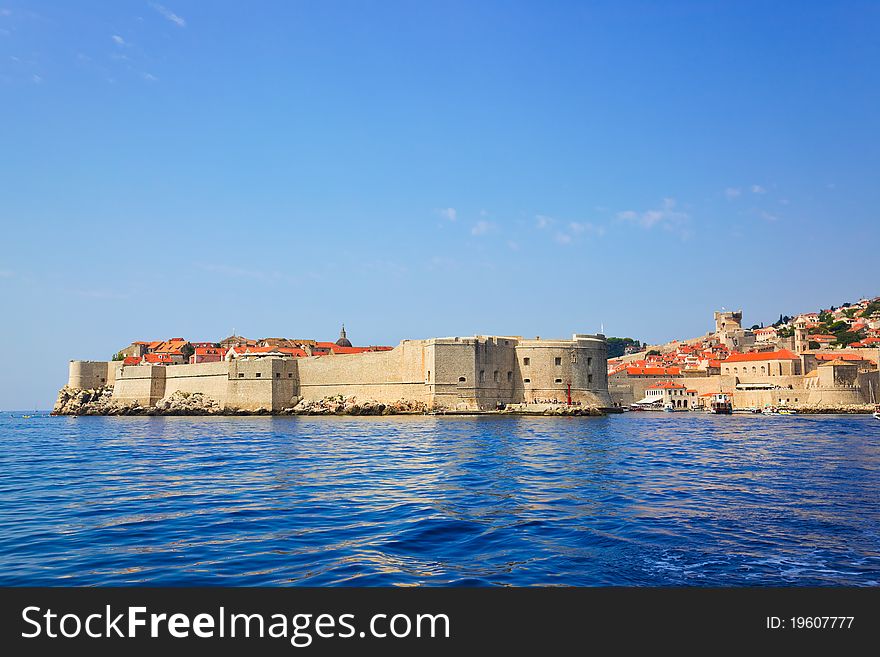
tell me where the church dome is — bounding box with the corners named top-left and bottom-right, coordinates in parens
top-left (335, 324), bottom-right (352, 347)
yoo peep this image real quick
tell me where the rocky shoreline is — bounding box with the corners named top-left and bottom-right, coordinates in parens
top-left (51, 387), bottom-right (606, 417)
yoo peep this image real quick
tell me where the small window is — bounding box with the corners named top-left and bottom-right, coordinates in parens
top-left (238, 373), bottom-right (244, 378)
top-left (555, 378), bottom-right (562, 384)
top-left (275, 372), bottom-right (281, 378)
top-left (588, 374), bottom-right (593, 383)
top-left (288, 373), bottom-right (293, 378)
top-left (479, 370), bottom-right (485, 383)
top-left (256, 372), bottom-right (261, 378)
top-left (587, 357), bottom-right (592, 367)
top-left (493, 370), bottom-right (499, 383)
top-left (523, 378), bottom-right (531, 383)
top-left (458, 376), bottom-right (466, 383)
top-left (523, 357), bottom-right (530, 366)
top-left (555, 357), bottom-right (561, 366)
top-left (507, 371), bottom-right (512, 382)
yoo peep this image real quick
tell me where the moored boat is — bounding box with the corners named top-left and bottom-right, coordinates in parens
top-left (709, 393), bottom-right (733, 415)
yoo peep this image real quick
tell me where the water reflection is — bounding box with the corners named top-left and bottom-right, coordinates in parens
top-left (0, 412), bottom-right (878, 586)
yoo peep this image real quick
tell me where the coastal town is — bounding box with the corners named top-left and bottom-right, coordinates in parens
top-left (51, 296), bottom-right (880, 417)
top-left (608, 297), bottom-right (880, 414)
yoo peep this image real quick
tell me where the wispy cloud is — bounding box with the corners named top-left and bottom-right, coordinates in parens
top-left (471, 220), bottom-right (492, 236)
top-left (751, 184), bottom-right (766, 194)
top-left (617, 197), bottom-right (690, 234)
top-left (141, 72), bottom-right (158, 82)
top-left (569, 221), bottom-right (606, 237)
top-left (150, 3), bottom-right (186, 27)
top-left (507, 240), bottom-right (520, 251)
top-left (31, 73), bottom-right (42, 84)
top-left (552, 221), bottom-right (606, 245)
top-left (535, 214), bottom-right (554, 229)
top-left (724, 187), bottom-right (741, 199)
top-left (73, 289), bottom-right (130, 300)
top-left (0, 268), bottom-right (14, 278)
top-left (198, 263), bottom-right (280, 281)
top-left (436, 207), bottom-right (457, 222)
top-left (111, 34), bottom-right (126, 46)
top-left (760, 210), bottom-right (779, 222)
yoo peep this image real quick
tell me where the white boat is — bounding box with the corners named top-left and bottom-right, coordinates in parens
top-left (873, 405), bottom-right (880, 420)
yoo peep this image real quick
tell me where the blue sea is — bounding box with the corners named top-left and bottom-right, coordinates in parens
top-left (0, 412), bottom-right (878, 586)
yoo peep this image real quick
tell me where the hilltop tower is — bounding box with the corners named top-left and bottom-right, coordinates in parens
top-left (714, 310), bottom-right (743, 335)
top-left (794, 317), bottom-right (808, 354)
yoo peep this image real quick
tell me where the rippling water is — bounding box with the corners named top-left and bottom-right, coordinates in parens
top-left (1, 412), bottom-right (878, 586)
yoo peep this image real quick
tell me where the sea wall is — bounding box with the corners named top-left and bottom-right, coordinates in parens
top-left (61, 333), bottom-right (613, 414)
top-left (296, 341), bottom-right (427, 405)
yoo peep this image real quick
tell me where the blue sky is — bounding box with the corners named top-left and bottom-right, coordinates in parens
top-left (1, 1), bottom-right (878, 408)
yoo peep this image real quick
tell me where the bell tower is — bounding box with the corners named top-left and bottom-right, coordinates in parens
top-left (794, 317), bottom-right (808, 353)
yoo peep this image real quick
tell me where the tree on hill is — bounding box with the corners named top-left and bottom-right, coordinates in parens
top-left (836, 331), bottom-right (863, 347)
top-left (111, 351), bottom-right (124, 361)
top-left (606, 337), bottom-right (642, 359)
top-left (646, 349), bottom-right (661, 356)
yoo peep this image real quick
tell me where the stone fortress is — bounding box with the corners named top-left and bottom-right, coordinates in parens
top-left (64, 333), bottom-right (613, 413)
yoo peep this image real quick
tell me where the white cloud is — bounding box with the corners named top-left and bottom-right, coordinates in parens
top-left (507, 240), bottom-right (520, 251)
top-left (73, 289), bottom-right (130, 300)
top-left (535, 214), bottom-right (554, 229)
top-left (0, 269), bottom-right (13, 278)
top-left (617, 198), bottom-right (690, 232)
top-left (31, 74), bottom-right (42, 84)
top-left (760, 211), bottom-right (779, 222)
top-left (569, 221), bottom-right (606, 237)
top-left (554, 232), bottom-right (572, 245)
top-left (142, 72), bottom-right (158, 82)
top-left (111, 34), bottom-right (126, 46)
top-left (436, 207), bottom-right (456, 222)
top-left (751, 184), bottom-right (766, 194)
top-left (479, 209), bottom-right (489, 217)
top-left (471, 220), bottom-right (492, 236)
top-left (150, 3), bottom-right (186, 27)
top-left (724, 187), bottom-right (741, 199)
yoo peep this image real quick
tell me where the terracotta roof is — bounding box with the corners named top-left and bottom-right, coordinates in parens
top-left (724, 349), bottom-right (799, 363)
top-left (815, 353), bottom-right (865, 362)
top-left (647, 381), bottom-right (686, 389)
top-left (820, 359), bottom-right (857, 367)
top-left (624, 366), bottom-right (682, 376)
top-left (122, 356), bottom-right (140, 365)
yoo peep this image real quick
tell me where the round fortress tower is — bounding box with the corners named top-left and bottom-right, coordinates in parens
top-left (514, 334), bottom-right (611, 407)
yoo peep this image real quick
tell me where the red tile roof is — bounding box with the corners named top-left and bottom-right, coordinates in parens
top-left (624, 366), bottom-right (681, 376)
top-left (647, 381), bottom-right (686, 389)
top-left (724, 349), bottom-right (799, 363)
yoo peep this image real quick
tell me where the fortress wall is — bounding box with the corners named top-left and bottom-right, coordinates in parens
top-left (224, 359), bottom-right (279, 411)
top-left (426, 339), bottom-right (480, 409)
top-left (163, 362), bottom-right (231, 405)
top-left (68, 361), bottom-right (117, 389)
top-left (296, 342), bottom-right (428, 404)
top-left (113, 365), bottom-right (167, 406)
